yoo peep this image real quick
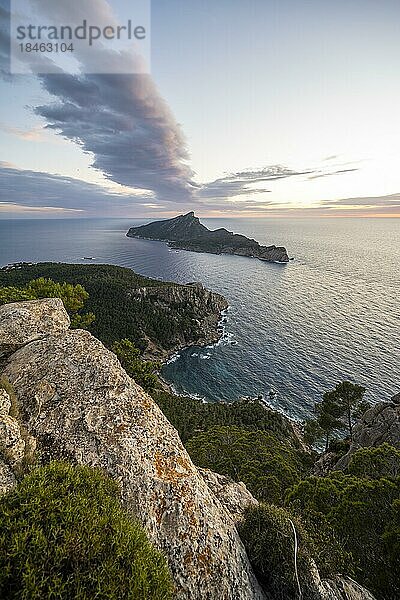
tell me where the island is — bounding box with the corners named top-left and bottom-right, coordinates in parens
top-left (126, 211), bottom-right (290, 263)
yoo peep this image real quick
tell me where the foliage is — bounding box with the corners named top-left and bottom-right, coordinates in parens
top-left (304, 381), bottom-right (368, 448)
top-left (112, 339), bottom-right (160, 392)
top-left (331, 381), bottom-right (367, 439)
top-left (286, 471), bottom-right (400, 599)
top-left (0, 462), bottom-right (173, 600)
top-left (0, 276), bottom-right (95, 330)
top-left (153, 391), bottom-right (299, 443)
top-left (347, 443), bottom-right (400, 479)
top-left (237, 504), bottom-right (318, 600)
top-left (0, 263), bottom-right (202, 351)
top-left (185, 425), bottom-right (311, 504)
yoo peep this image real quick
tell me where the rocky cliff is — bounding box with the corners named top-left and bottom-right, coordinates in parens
top-left (0, 299), bottom-right (264, 600)
top-left (127, 212), bottom-right (290, 263)
top-left (131, 282), bottom-right (228, 360)
top-left (333, 393), bottom-right (400, 471)
top-left (0, 299), bottom-right (377, 600)
top-left (0, 263), bottom-right (228, 361)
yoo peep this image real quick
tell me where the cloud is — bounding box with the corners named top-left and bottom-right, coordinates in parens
top-left (0, 201), bottom-right (82, 214)
top-left (0, 2), bottom-right (11, 79)
top-left (35, 72), bottom-right (195, 202)
top-left (308, 168), bottom-right (359, 180)
top-left (4, 0), bottom-right (192, 202)
top-left (321, 193), bottom-right (400, 208)
top-left (0, 122), bottom-right (49, 141)
top-left (198, 166), bottom-right (311, 200)
top-left (0, 163), bottom-right (153, 216)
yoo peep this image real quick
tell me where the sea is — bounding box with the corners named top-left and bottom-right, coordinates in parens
top-left (0, 217), bottom-right (398, 421)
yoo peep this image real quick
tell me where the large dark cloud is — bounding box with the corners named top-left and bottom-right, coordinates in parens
top-left (0, 1), bottom-right (10, 79)
top-left (3, 0), bottom-right (191, 202)
top-left (0, 162), bottom-right (154, 216)
top-left (35, 72), bottom-right (196, 202)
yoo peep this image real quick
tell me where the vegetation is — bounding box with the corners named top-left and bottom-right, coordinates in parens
top-left (238, 504), bottom-right (318, 600)
top-left (153, 391), bottom-right (298, 443)
top-left (347, 443), bottom-right (400, 479)
top-left (286, 458), bottom-right (400, 599)
top-left (304, 381), bottom-right (369, 448)
top-left (0, 263), bottom-right (203, 352)
top-left (185, 425), bottom-right (311, 504)
top-left (0, 277), bottom-right (95, 329)
top-left (112, 339), bottom-right (160, 392)
top-left (0, 462), bottom-right (173, 600)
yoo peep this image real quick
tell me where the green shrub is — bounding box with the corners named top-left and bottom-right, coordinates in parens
top-left (286, 471), bottom-right (400, 599)
top-left (0, 277), bottom-right (95, 330)
top-left (0, 462), bottom-right (173, 600)
top-left (347, 443), bottom-right (400, 479)
top-left (238, 504), bottom-right (318, 600)
top-left (112, 339), bottom-right (160, 392)
top-left (185, 426), bottom-right (310, 504)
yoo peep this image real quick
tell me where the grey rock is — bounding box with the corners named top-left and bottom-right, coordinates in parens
top-left (0, 388), bottom-right (11, 415)
top-left (391, 391), bottom-right (400, 404)
top-left (199, 468), bottom-right (258, 524)
top-left (334, 400), bottom-right (400, 470)
top-left (0, 458), bottom-right (15, 495)
top-left (1, 300), bottom-right (264, 600)
top-left (313, 452), bottom-right (340, 476)
top-left (0, 387), bottom-right (36, 470)
top-left (0, 298), bottom-right (70, 359)
top-left (320, 576), bottom-right (377, 600)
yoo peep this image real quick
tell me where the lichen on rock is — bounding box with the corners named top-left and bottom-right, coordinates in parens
top-left (0, 298), bottom-right (264, 600)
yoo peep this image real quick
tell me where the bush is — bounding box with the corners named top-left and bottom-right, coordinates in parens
top-left (0, 462), bottom-right (173, 600)
top-left (347, 443), bottom-right (400, 479)
top-left (286, 471), bottom-right (400, 599)
top-left (0, 277), bottom-right (95, 330)
top-left (185, 426), bottom-right (310, 504)
top-left (238, 504), bottom-right (318, 600)
top-left (112, 339), bottom-right (160, 392)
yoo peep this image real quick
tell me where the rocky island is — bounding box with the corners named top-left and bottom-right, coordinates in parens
top-left (127, 212), bottom-right (290, 263)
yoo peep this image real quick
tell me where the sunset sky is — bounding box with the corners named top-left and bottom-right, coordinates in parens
top-left (1, 0), bottom-right (400, 218)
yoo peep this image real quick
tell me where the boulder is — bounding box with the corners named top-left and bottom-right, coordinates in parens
top-left (0, 299), bottom-right (264, 600)
top-left (199, 468), bottom-right (258, 523)
top-left (0, 298), bottom-right (70, 359)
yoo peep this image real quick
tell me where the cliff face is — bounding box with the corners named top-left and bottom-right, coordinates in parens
top-left (333, 395), bottom-right (400, 471)
top-left (0, 299), bottom-right (378, 600)
top-left (127, 212), bottom-right (290, 263)
top-left (131, 282), bottom-right (228, 360)
top-left (0, 299), bottom-right (264, 600)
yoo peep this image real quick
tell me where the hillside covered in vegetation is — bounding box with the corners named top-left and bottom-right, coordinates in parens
top-left (0, 266), bottom-right (399, 600)
top-left (0, 262), bottom-right (227, 358)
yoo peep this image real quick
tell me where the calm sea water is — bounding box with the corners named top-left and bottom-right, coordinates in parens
top-left (0, 217), bottom-right (398, 420)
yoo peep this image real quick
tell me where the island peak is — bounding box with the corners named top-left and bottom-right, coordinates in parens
top-left (127, 213), bottom-right (289, 263)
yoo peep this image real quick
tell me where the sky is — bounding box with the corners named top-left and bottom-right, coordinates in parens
top-left (1, 0), bottom-right (400, 218)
